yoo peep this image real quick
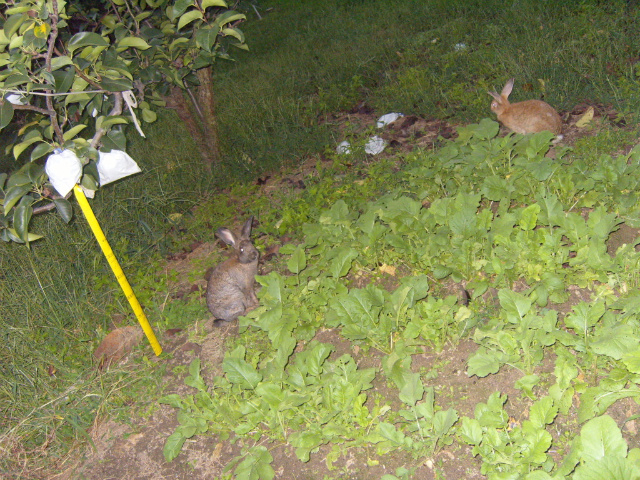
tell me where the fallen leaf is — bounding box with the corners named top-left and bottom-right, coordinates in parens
top-left (575, 106), bottom-right (594, 128)
top-left (379, 264), bottom-right (396, 276)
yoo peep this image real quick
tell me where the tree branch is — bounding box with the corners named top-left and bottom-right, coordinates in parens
top-left (45, 0), bottom-right (64, 145)
top-left (90, 92), bottom-right (123, 148)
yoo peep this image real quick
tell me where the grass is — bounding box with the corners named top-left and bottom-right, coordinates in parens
top-left (2, 0), bottom-right (640, 477)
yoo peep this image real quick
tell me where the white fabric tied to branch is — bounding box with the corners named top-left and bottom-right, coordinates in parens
top-left (45, 149), bottom-right (82, 197)
top-left (97, 150), bottom-right (141, 186)
top-left (122, 90), bottom-right (145, 138)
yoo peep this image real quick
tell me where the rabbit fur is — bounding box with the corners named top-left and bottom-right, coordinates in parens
top-left (206, 216), bottom-right (259, 323)
top-left (488, 78), bottom-right (562, 135)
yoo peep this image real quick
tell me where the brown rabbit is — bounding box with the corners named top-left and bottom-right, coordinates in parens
top-left (206, 217), bottom-right (259, 323)
top-left (488, 78), bottom-right (562, 135)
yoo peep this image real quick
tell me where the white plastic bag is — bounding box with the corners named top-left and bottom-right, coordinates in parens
top-left (376, 112), bottom-right (404, 128)
top-left (97, 150), bottom-right (141, 186)
top-left (45, 149), bottom-right (82, 197)
top-left (365, 135), bottom-right (387, 155)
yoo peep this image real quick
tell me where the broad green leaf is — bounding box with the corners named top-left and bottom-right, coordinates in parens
top-left (3, 184), bottom-right (31, 215)
top-left (67, 32), bottom-right (109, 53)
top-left (163, 431), bottom-right (187, 462)
top-left (0, 100), bottom-right (14, 130)
top-left (141, 108), bottom-right (157, 123)
top-left (519, 203), bottom-right (541, 231)
top-left (467, 347), bottom-right (501, 377)
top-left (195, 26), bottom-right (220, 52)
top-left (622, 350), bottom-right (640, 374)
top-left (329, 247), bottom-right (358, 278)
top-left (222, 357), bottom-right (262, 389)
top-left (579, 415), bottom-right (627, 462)
top-left (13, 200), bottom-right (33, 244)
top-left (433, 409), bottom-right (458, 437)
top-left (99, 77), bottom-right (133, 92)
top-left (177, 10), bottom-right (203, 30)
top-left (499, 289), bottom-right (532, 322)
top-left (171, 0), bottom-right (194, 18)
top-left (591, 325), bottom-right (639, 360)
top-left (459, 417), bottom-right (483, 445)
top-left (30, 143), bottom-right (53, 161)
top-left (287, 245), bottom-right (306, 274)
top-left (12, 134), bottom-right (42, 160)
top-left (4, 14), bottom-right (26, 39)
top-left (399, 371), bottom-right (424, 406)
top-left (117, 36), bottom-right (152, 50)
top-left (234, 446), bottom-right (274, 480)
top-left (564, 301), bottom-right (605, 334)
top-left (63, 124), bottom-right (87, 142)
top-left (50, 56), bottom-right (74, 71)
top-left (215, 11), bottom-right (247, 27)
top-left (515, 374), bottom-right (541, 398)
top-left (202, 0), bottom-right (228, 7)
top-left (222, 27), bottom-right (244, 43)
top-left (573, 456), bottom-right (640, 480)
top-left (529, 396), bottom-right (558, 428)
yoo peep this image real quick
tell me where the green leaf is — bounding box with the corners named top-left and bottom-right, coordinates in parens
top-left (67, 32), bottom-right (109, 53)
top-left (202, 0), bottom-right (228, 7)
top-left (222, 357), bottom-right (262, 389)
top-left (13, 199), bottom-right (33, 244)
top-left (172, 0), bottom-right (194, 17)
top-left (459, 417), bottom-right (483, 445)
top-left (4, 14), bottom-right (26, 39)
top-left (591, 325), bottom-right (639, 360)
top-left (622, 350), bottom-right (640, 374)
top-left (564, 301), bottom-right (605, 334)
top-left (3, 184), bottom-right (31, 215)
top-left (399, 372), bottom-right (424, 406)
top-left (433, 408), bottom-right (458, 437)
top-left (50, 56), bottom-right (74, 71)
top-left (12, 134), bottom-right (42, 160)
top-left (329, 247), bottom-right (358, 278)
top-left (117, 36), bottom-right (152, 50)
top-left (30, 143), bottom-right (53, 161)
top-left (529, 396), bottom-right (558, 428)
top-left (215, 11), bottom-right (247, 27)
top-left (141, 108), bottom-right (157, 123)
top-left (499, 289), bottom-right (532, 322)
top-left (287, 245), bottom-right (306, 274)
top-left (519, 203), bottom-right (541, 231)
top-left (63, 124), bottom-right (87, 142)
top-left (234, 446), bottom-right (274, 480)
top-left (579, 415), bottom-right (628, 462)
top-left (467, 347), bottom-right (501, 377)
top-left (177, 10), bottom-right (203, 30)
top-left (99, 77), bottom-right (133, 92)
top-left (0, 100), bottom-right (14, 130)
top-left (163, 431), bottom-right (187, 462)
top-left (573, 456), bottom-right (640, 480)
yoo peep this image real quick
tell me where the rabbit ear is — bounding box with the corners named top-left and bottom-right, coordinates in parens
top-left (488, 90), bottom-right (501, 100)
top-left (241, 216), bottom-right (254, 238)
top-left (216, 228), bottom-right (238, 247)
top-left (501, 78), bottom-right (515, 98)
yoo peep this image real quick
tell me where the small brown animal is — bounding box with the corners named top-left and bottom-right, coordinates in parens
top-left (206, 216), bottom-right (259, 324)
top-left (488, 78), bottom-right (562, 135)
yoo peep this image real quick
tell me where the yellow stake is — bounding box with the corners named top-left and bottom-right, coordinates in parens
top-left (73, 185), bottom-right (162, 356)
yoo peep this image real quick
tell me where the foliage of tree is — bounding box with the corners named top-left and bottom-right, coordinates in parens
top-left (0, 0), bottom-right (247, 244)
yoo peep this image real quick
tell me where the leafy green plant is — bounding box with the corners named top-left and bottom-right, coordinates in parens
top-left (459, 393), bottom-right (558, 478)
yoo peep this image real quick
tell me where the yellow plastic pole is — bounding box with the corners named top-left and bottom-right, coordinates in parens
top-left (73, 185), bottom-right (162, 356)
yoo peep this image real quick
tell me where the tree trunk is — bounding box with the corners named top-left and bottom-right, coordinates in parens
top-left (164, 67), bottom-right (221, 171)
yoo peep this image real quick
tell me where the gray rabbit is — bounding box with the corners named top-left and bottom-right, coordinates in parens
top-left (206, 217), bottom-right (259, 323)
